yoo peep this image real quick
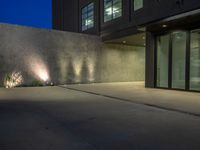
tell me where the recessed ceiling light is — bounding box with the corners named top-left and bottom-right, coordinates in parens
top-left (162, 24), bottom-right (167, 28)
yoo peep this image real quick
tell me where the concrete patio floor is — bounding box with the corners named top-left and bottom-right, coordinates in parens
top-left (0, 83), bottom-right (200, 150)
top-left (62, 82), bottom-right (200, 116)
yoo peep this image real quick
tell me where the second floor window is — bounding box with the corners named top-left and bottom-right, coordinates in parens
top-left (81, 3), bottom-right (94, 31)
top-left (104, 0), bottom-right (122, 22)
top-left (134, 0), bottom-right (143, 11)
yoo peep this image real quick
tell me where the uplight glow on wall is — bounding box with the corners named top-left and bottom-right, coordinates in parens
top-left (72, 56), bottom-right (84, 83)
top-left (26, 54), bottom-right (50, 82)
top-left (87, 57), bottom-right (96, 82)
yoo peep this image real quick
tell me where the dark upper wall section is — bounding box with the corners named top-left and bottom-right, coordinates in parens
top-left (52, 0), bottom-right (63, 30)
top-left (52, 0), bottom-right (200, 38)
top-left (132, 0), bottom-right (200, 26)
top-left (53, 0), bottom-right (79, 32)
top-left (103, 0), bottom-right (200, 40)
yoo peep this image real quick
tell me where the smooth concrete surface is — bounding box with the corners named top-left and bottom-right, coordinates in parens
top-left (1, 86), bottom-right (200, 150)
top-left (0, 23), bottom-right (144, 86)
top-left (63, 82), bottom-right (200, 116)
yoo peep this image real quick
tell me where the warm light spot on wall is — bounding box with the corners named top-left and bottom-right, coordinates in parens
top-left (26, 54), bottom-right (50, 82)
top-left (57, 54), bottom-right (69, 83)
top-left (73, 57), bottom-right (83, 83)
top-left (37, 68), bottom-right (49, 82)
top-left (87, 57), bottom-right (96, 82)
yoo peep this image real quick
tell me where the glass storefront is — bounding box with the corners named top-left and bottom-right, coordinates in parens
top-left (156, 30), bottom-right (200, 91)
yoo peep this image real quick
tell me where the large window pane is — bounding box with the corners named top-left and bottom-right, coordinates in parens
top-left (157, 35), bottom-right (169, 88)
top-left (104, 0), bottom-right (122, 22)
top-left (172, 31), bottom-right (186, 89)
top-left (81, 3), bottom-right (94, 31)
top-left (190, 30), bottom-right (200, 91)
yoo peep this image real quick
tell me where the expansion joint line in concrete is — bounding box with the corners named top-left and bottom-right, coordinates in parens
top-left (58, 86), bottom-right (200, 118)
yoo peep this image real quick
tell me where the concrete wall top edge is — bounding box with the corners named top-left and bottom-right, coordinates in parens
top-left (0, 23), bottom-right (101, 40)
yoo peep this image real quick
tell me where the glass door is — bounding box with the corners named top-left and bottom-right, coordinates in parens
top-left (156, 34), bottom-right (170, 88)
top-left (156, 30), bottom-right (200, 91)
top-left (156, 31), bottom-right (187, 90)
top-left (190, 30), bottom-right (200, 91)
top-left (171, 31), bottom-right (187, 89)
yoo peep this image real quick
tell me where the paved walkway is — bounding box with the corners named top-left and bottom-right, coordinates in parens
top-left (62, 82), bottom-right (200, 116)
top-left (0, 85), bottom-right (200, 150)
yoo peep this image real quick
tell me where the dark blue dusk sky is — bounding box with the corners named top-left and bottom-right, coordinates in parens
top-left (0, 0), bottom-right (52, 29)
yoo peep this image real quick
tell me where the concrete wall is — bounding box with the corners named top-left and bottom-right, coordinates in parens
top-left (0, 23), bottom-right (145, 86)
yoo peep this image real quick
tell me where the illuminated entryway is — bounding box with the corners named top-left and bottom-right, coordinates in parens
top-left (104, 33), bottom-right (146, 82)
top-left (156, 30), bottom-right (200, 91)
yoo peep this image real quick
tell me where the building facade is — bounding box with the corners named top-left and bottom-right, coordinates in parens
top-left (53, 0), bottom-right (200, 92)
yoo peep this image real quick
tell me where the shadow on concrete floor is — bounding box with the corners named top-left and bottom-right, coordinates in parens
top-left (0, 86), bottom-right (200, 150)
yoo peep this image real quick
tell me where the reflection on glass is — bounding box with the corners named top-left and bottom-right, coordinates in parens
top-left (190, 30), bottom-right (200, 91)
top-left (134, 0), bottom-right (143, 11)
top-left (157, 35), bottom-right (169, 88)
top-left (104, 0), bottom-right (122, 22)
top-left (172, 31), bottom-right (186, 89)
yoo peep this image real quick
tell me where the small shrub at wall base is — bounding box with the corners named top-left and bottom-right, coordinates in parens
top-left (4, 72), bottom-right (23, 88)
top-left (30, 80), bottom-right (54, 87)
top-left (31, 80), bottom-right (44, 87)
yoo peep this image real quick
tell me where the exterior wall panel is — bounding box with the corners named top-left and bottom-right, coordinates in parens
top-left (0, 24), bottom-right (145, 86)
